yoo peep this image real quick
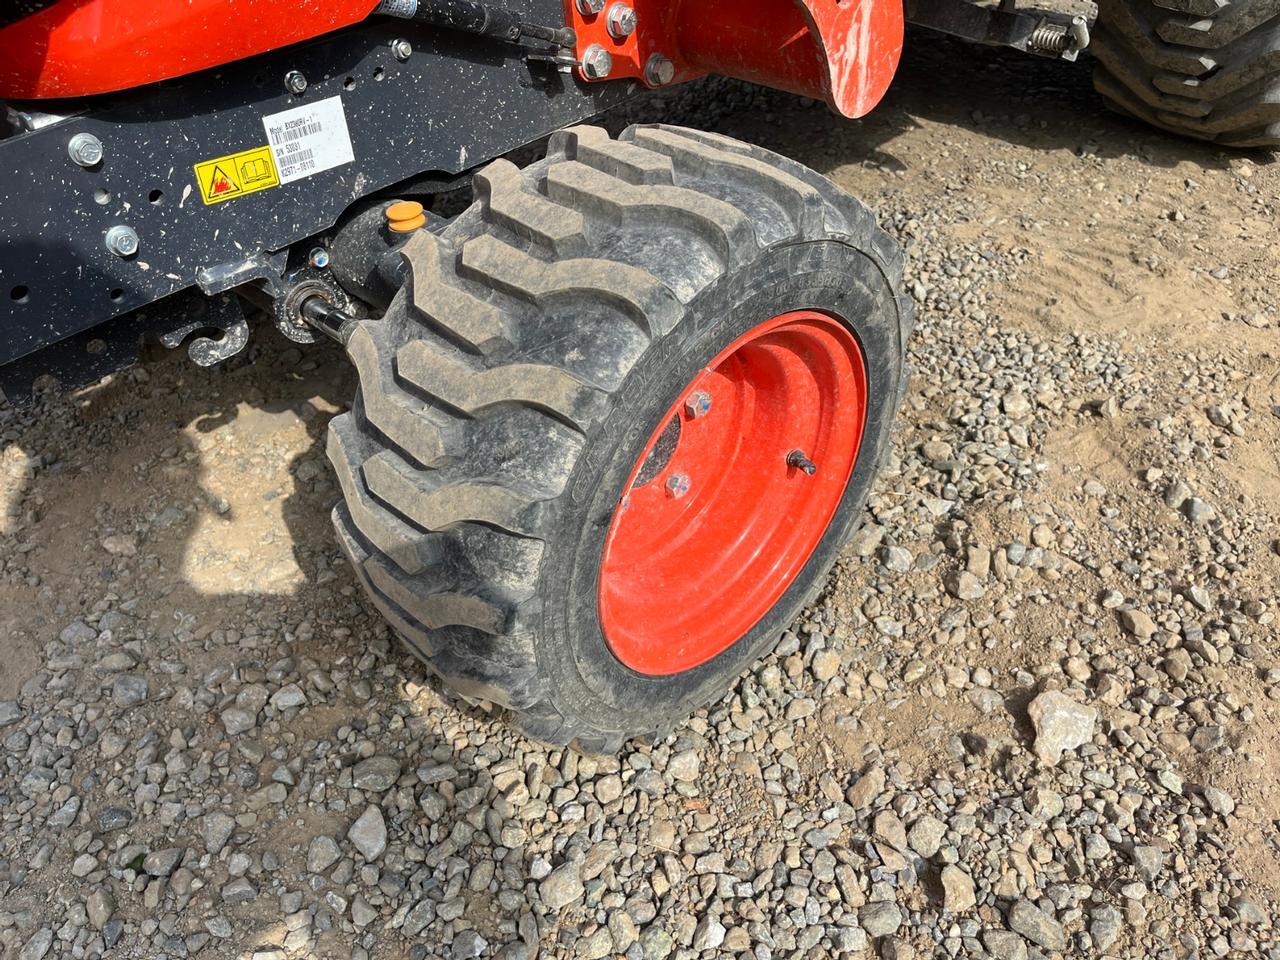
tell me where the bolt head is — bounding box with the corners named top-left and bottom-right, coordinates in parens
top-left (67, 133), bottom-right (103, 168)
top-left (390, 38), bottom-right (413, 61)
top-left (644, 53), bottom-right (675, 87)
top-left (580, 44), bottom-right (613, 80)
top-left (284, 70), bottom-right (308, 95)
top-left (308, 247), bottom-right (331, 269)
top-left (105, 225), bottom-right (139, 258)
top-left (683, 390), bottom-right (712, 419)
top-left (575, 0), bottom-right (606, 14)
top-left (665, 473), bottom-right (690, 498)
top-left (606, 3), bottom-right (636, 38)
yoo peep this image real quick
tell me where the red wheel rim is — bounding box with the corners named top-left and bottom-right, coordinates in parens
top-left (598, 309), bottom-right (868, 675)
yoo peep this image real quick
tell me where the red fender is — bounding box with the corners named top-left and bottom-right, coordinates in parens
top-left (0, 0), bottom-right (380, 99)
top-left (568, 0), bottom-right (904, 119)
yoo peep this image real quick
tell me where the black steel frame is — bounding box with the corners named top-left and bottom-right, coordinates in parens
top-left (0, 0), bottom-right (635, 376)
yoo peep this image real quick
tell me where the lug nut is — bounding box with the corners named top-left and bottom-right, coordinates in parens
top-left (67, 132), bottom-right (104, 168)
top-left (606, 3), bottom-right (636, 37)
top-left (390, 38), bottom-right (413, 61)
top-left (645, 53), bottom-right (675, 87)
top-left (786, 450), bottom-right (817, 476)
top-left (308, 247), bottom-right (331, 269)
top-left (284, 70), bottom-right (308, 95)
top-left (683, 390), bottom-right (711, 419)
top-left (105, 225), bottom-right (139, 258)
top-left (665, 473), bottom-right (690, 498)
top-left (580, 44), bottom-right (613, 80)
top-left (575, 0), bottom-right (605, 14)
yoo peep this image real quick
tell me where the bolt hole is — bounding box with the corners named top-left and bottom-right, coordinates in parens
top-left (94, 188), bottom-right (111, 205)
top-left (148, 189), bottom-right (164, 205)
top-left (252, 73), bottom-right (266, 87)
top-left (373, 67), bottom-right (385, 81)
top-left (9, 285), bottom-right (29, 304)
top-left (343, 76), bottom-right (356, 90)
top-left (109, 288), bottom-right (124, 303)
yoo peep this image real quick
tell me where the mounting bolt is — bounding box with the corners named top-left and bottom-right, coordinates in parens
top-left (580, 44), bottom-right (613, 80)
top-left (308, 247), bottom-right (331, 269)
top-left (786, 450), bottom-right (818, 475)
top-left (606, 3), bottom-right (636, 38)
top-left (644, 53), bottom-right (675, 87)
top-left (67, 132), bottom-right (104, 168)
top-left (284, 70), bottom-right (308, 95)
top-left (665, 473), bottom-right (690, 498)
top-left (390, 38), bottom-right (413, 61)
top-left (104, 225), bottom-right (139, 258)
top-left (683, 390), bottom-right (712, 419)
top-left (575, 0), bottom-right (605, 14)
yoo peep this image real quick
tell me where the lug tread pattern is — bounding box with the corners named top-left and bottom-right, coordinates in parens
top-left (475, 159), bottom-right (587, 255)
top-left (328, 125), bottom-right (908, 748)
top-left (1093, 0), bottom-right (1280, 145)
top-left (401, 231), bottom-right (512, 355)
top-left (346, 323), bottom-right (449, 468)
top-left (398, 338), bottom-right (604, 429)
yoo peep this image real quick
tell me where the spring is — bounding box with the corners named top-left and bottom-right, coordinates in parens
top-left (1029, 23), bottom-right (1071, 53)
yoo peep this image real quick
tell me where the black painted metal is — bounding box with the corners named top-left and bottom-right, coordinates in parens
top-left (0, 0), bottom-right (637, 368)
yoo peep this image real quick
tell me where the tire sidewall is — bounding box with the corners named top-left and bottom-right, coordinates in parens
top-left (535, 238), bottom-right (903, 733)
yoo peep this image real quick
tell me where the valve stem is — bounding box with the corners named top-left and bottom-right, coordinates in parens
top-left (787, 450), bottom-right (818, 475)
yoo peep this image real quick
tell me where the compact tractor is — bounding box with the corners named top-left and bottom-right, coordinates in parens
top-left (1, 0), bottom-right (1275, 749)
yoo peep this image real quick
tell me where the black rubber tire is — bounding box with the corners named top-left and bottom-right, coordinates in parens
top-left (1092, 0), bottom-right (1280, 147)
top-left (327, 124), bottom-right (912, 751)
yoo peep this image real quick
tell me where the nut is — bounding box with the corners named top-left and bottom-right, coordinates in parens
top-left (284, 70), bottom-right (308, 95)
top-left (580, 45), bottom-right (613, 81)
top-left (390, 38), bottom-right (413, 61)
top-left (67, 133), bottom-right (104, 168)
top-left (644, 53), bottom-right (675, 87)
top-left (684, 390), bottom-right (712, 419)
top-left (606, 3), bottom-right (636, 38)
top-left (104, 225), bottom-right (139, 258)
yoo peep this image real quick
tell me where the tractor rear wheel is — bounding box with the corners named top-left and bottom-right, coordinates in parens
top-left (327, 124), bottom-right (912, 750)
top-left (1093, 0), bottom-right (1280, 147)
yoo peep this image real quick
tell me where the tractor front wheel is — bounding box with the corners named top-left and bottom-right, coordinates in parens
top-left (327, 124), bottom-right (912, 750)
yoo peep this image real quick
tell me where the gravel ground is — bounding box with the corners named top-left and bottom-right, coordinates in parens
top-left (3, 36), bottom-right (1280, 960)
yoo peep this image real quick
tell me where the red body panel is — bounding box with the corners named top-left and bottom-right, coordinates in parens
top-left (0, 0), bottom-right (380, 99)
top-left (567, 0), bottom-right (903, 119)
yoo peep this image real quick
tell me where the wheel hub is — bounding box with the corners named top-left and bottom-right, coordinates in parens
top-left (598, 309), bottom-right (868, 675)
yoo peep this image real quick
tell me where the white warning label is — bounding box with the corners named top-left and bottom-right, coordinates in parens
top-left (262, 96), bottom-right (354, 185)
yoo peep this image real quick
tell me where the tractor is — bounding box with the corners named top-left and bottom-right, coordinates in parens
top-left (1, 0), bottom-right (1274, 750)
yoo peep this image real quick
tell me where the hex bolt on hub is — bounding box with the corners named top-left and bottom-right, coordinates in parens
top-left (684, 390), bottom-right (712, 419)
top-left (284, 70), bottom-right (308, 95)
top-left (665, 473), bottom-right (691, 498)
top-left (786, 450), bottom-right (818, 475)
top-left (580, 44), bottom-right (613, 80)
top-left (67, 133), bottom-right (104, 168)
top-left (390, 38), bottom-right (413, 61)
top-left (606, 3), bottom-right (636, 38)
top-left (645, 53), bottom-right (675, 86)
top-left (104, 225), bottom-right (139, 258)
top-left (575, 0), bottom-right (605, 14)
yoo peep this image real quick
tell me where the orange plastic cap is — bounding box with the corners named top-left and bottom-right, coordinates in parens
top-left (385, 200), bottom-right (426, 233)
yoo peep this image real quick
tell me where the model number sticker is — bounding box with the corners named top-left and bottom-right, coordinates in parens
top-left (263, 96), bottom-right (354, 184)
top-left (193, 146), bottom-right (279, 204)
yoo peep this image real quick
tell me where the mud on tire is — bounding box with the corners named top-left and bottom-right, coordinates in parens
top-left (1093, 0), bottom-right (1280, 147)
top-left (327, 124), bottom-right (912, 750)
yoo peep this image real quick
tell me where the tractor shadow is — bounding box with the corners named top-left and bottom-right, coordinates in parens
top-left (634, 31), bottom-right (1266, 178)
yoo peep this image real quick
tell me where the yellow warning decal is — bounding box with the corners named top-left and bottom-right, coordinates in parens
top-left (194, 146), bottom-right (279, 205)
